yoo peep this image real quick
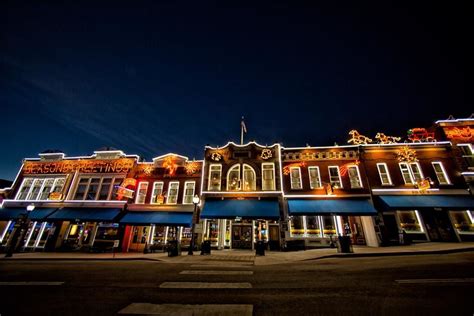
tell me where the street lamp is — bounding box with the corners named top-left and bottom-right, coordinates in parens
top-left (5, 204), bottom-right (35, 258)
top-left (188, 195), bottom-right (200, 255)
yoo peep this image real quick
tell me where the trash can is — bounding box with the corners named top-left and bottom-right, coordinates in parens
top-left (167, 240), bottom-right (180, 257)
top-left (255, 240), bottom-right (265, 256)
top-left (200, 240), bottom-right (211, 255)
top-left (337, 236), bottom-right (353, 253)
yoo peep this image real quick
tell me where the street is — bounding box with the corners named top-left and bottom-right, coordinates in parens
top-left (0, 252), bottom-right (473, 315)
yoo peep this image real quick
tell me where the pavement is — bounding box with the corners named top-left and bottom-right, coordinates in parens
top-left (2, 242), bottom-right (474, 265)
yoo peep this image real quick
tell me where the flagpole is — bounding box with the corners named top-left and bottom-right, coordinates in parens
top-left (241, 122), bottom-right (244, 145)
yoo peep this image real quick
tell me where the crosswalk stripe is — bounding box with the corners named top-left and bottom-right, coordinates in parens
top-left (159, 282), bottom-right (252, 289)
top-left (118, 303), bottom-right (253, 315)
top-left (0, 281), bottom-right (64, 286)
top-left (180, 270), bottom-right (253, 275)
top-left (396, 278), bottom-right (474, 284)
top-left (190, 264), bottom-right (253, 269)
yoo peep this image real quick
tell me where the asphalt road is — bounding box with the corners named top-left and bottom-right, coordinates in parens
top-left (0, 252), bottom-right (473, 315)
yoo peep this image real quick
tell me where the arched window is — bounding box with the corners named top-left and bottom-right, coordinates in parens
top-left (243, 164), bottom-right (256, 191)
top-left (227, 164), bottom-right (241, 190)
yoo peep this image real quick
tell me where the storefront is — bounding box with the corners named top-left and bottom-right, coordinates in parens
top-left (200, 198), bottom-right (281, 250)
top-left (377, 195), bottom-right (474, 243)
top-left (0, 207), bottom-right (58, 252)
top-left (286, 198), bottom-right (379, 247)
top-left (46, 207), bottom-right (123, 251)
top-left (119, 211), bottom-right (192, 252)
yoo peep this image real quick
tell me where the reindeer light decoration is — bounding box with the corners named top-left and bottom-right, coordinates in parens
top-left (375, 132), bottom-right (401, 144)
top-left (347, 130), bottom-right (373, 145)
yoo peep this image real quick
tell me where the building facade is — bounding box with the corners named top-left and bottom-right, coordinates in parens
top-left (0, 117), bottom-right (473, 253)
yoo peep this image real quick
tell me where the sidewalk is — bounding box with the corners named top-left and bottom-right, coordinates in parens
top-left (1, 242), bottom-right (473, 265)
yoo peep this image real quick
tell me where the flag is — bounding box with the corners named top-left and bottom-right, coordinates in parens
top-left (241, 117), bottom-right (247, 133)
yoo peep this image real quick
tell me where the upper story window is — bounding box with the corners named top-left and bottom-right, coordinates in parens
top-left (167, 181), bottom-right (179, 204)
top-left (208, 164), bottom-right (222, 191)
top-left (183, 181), bottom-right (196, 204)
top-left (308, 166), bottom-right (322, 189)
top-left (376, 163), bottom-right (392, 185)
top-left (72, 176), bottom-right (123, 200)
top-left (135, 182), bottom-right (149, 204)
top-left (399, 162), bottom-right (423, 185)
top-left (328, 166), bottom-right (343, 188)
top-left (262, 163), bottom-right (276, 190)
top-left (243, 164), bottom-right (256, 191)
top-left (290, 167), bottom-right (302, 190)
top-left (225, 164), bottom-right (257, 191)
top-left (432, 162), bottom-right (450, 185)
top-left (227, 164), bottom-right (241, 190)
top-left (150, 181), bottom-right (164, 204)
top-left (15, 177), bottom-right (66, 200)
top-left (347, 165), bottom-right (363, 188)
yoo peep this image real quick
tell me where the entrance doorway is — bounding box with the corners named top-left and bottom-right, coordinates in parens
top-left (231, 225), bottom-right (252, 249)
top-left (421, 210), bottom-right (458, 242)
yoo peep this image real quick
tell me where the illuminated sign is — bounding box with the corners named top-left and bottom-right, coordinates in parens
top-left (116, 187), bottom-right (134, 199)
top-left (444, 126), bottom-right (473, 142)
top-left (48, 192), bottom-right (63, 200)
top-left (23, 158), bottom-right (135, 175)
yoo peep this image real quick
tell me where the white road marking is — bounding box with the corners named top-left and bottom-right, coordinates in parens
top-left (0, 281), bottom-right (64, 286)
top-left (159, 282), bottom-right (252, 289)
top-left (118, 303), bottom-right (253, 315)
top-left (190, 264), bottom-right (253, 269)
top-left (396, 278), bottom-right (474, 284)
top-left (180, 270), bottom-right (253, 275)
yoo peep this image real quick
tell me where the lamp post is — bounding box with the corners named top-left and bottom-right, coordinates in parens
top-left (5, 204), bottom-right (35, 258)
top-left (188, 195), bottom-right (200, 255)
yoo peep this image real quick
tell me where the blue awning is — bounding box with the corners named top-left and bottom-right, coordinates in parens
top-left (288, 199), bottom-right (377, 215)
top-left (0, 208), bottom-right (57, 220)
top-left (379, 195), bottom-right (474, 209)
top-left (120, 212), bottom-right (192, 226)
top-left (201, 200), bottom-right (280, 219)
top-left (47, 208), bottom-right (122, 221)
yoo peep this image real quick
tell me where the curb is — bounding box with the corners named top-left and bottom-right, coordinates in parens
top-left (0, 257), bottom-right (164, 262)
top-left (303, 247), bottom-right (474, 261)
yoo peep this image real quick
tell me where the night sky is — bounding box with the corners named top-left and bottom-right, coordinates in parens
top-left (1, 1), bottom-right (471, 181)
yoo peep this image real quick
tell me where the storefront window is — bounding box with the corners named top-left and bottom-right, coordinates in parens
top-left (36, 223), bottom-right (54, 248)
top-left (306, 216), bottom-right (321, 237)
top-left (397, 211), bottom-right (423, 233)
top-left (322, 216), bottom-right (336, 237)
top-left (0, 221), bottom-right (14, 245)
top-left (25, 221), bottom-right (42, 248)
top-left (290, 216), bottom-right (304, 236)
top-left (451, 211), bottom-right (474, 234)
top-left (206, 219), bottom-right (219, 246)
top-left (95, 224), bottom-right (119, 240)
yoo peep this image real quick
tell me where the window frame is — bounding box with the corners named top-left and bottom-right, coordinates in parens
top-left (328, 166), bottom-right (343, 189)
top-left (376, 163), bottom-right (393, 186)
top-left (399, 162), bottom-right (415, 184)
top-left (208, 164), bottom-right (222, 191)
top-left (182, 181), bottom-right (196, 204)
top-left (226, 164), bottom-right (241, 191)
top-left (290, 167), bottom-right (303, 190)
top-left (166, 181), bottom-right (180, 205)
top-left (135, 181), bottom-right (149, 204)
top-left (150, 181), bottom-right (164, 204)
top-left (347, 165), bottom-right (363, 189)
top-left (431, 161), bottom-right (451, 185)
top-left (308, 166), bottom-right (322, 189)
top-left (71, 175), bottom-right (124, 201)
top-left (242, 164), bottom-right (256, 191)
top-left (261, 163), bottom-right (276, 191)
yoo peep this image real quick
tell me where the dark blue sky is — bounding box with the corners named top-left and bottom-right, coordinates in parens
top-left (1, 1), bottom-right (471, 181)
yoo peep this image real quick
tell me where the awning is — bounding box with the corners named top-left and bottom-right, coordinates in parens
top-left (201, 200), bottom-right (280, 219)
top-left (379, 195), bottom-right (474, 209)
top-left (46, 208), bottom-right (122, 222)
top-left (288, 199), bottom-right (377, 216)
top-left (0, 208), bottom-right (57, 221)
top-left (120, 212), bottom-right (192, 226)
